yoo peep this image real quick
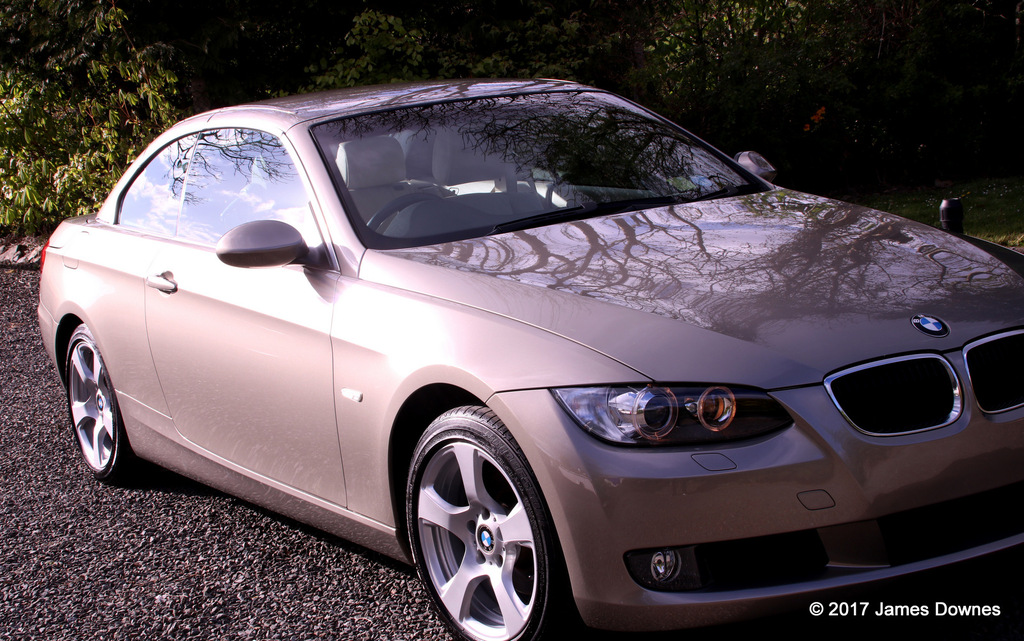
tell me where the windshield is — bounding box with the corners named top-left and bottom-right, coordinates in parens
top-left (311, 90), bottom-right (764, 249)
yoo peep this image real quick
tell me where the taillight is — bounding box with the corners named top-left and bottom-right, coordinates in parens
top-left (39, 236), bottom-right (51, 273)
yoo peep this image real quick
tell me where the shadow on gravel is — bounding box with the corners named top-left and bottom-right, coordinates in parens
top-left (117, 458), bottom-right (418, 576)
top-left (115, 461), bottom-right (221, 495)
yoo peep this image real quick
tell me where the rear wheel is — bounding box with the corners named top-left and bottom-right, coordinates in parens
top-left (407, 406), bottom-right (561, 641)
top-left (65, 325), bottom-right (136, 483)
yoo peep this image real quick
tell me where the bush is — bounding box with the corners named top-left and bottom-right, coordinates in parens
top-left (0, 2), bottom-right (182, 234)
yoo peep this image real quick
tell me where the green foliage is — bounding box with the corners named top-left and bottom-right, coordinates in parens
top-left (0, 2), bottom-right (183, 234)
top-left (427, 1), bottom-right (600, 81)
top-left (1, 0), bottom-right (1022, 235)
top-left (651, 1), bottom-right (854, 170)
top-left (303, 2), bottom-right (618, 91)
top-left (649, 0), bottom-right (1024, 191)
top-left (304, 10), bottom-right (429, 90)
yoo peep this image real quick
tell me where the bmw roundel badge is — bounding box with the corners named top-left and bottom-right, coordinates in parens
top-left (479, 527), bottom-right (494, 552)
top-left (911, 314), bottom-right (949, 337)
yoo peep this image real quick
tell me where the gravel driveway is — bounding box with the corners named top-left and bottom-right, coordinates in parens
top-left (3, 266), bottom-right (1023, 640)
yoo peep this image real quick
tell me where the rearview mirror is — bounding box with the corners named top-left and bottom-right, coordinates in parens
top-left (216, 219), bottom-right (309, 268)
top-left (734, 151), bottom-right (778, 183)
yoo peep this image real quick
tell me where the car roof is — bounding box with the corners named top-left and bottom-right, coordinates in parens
top-left (184, 78), bottom-right (594, 132)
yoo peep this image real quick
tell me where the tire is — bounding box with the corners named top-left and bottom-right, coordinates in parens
top-left (407, 406), bottom-right (563, 641)
top-left (65, 325), bottom-right (137, 483)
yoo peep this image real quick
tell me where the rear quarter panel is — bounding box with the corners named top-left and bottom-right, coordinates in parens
top-left (38, 217), bottom-right (170, 417)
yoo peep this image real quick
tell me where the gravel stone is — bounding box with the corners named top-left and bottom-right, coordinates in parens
top-left (0, 236), bottom-right (43, 268)
top-left (4, 267), bottom-right (1024, 641)
top-left (1, 268), bottom-right (448, 641)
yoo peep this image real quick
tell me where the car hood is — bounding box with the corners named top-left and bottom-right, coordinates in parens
top-left (360, 189), bottom-right (1024, 388)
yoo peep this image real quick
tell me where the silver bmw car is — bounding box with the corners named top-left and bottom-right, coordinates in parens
top-left (38, 79), bottom-right (1024, 640)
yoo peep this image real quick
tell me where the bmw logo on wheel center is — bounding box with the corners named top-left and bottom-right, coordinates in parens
top-left (912, 314), bottom-right (950, 337)
top-left (479, 526), bottom-right (495, 552)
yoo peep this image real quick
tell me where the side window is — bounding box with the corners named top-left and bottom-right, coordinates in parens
top-left (177, 128), bottom-right (320, 247)
top-left (118, 135), bottom-right (198, 234)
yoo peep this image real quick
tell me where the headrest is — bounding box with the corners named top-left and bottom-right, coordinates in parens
top-left (432, 130), bottom-right (514, 186)
top-left (336, 136), bottom-right (405, 189)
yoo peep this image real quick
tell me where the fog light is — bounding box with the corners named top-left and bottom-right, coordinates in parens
top-left (650, 550), bottom-right (678, 582)
top-left (625, 546), bottom-right (706, 591)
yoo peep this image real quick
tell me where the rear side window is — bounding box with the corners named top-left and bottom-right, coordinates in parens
top-left (118, 135), bottom-right (198, 234)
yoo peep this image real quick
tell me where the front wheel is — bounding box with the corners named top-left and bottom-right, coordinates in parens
top-left (407, 406), bottom-right (562, 641)
top-left (65, 325), bottom-right (137, 483)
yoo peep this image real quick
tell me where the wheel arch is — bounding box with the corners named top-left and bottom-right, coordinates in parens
top-left (388, 383), bottom-right (482, 554)
top-left (54, 313), bottom-right (85, 387)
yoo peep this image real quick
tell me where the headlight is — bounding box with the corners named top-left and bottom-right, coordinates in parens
top-left (553, 384), bottom-right (791, 446)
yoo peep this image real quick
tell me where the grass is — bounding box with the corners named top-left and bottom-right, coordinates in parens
top-left (844, 177), bottom-right (1024, 247)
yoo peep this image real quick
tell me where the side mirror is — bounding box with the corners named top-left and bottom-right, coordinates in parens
top-left (734, 151), bottom-right (778, 183)
top-left (216, 219), bottom-right (309, 268)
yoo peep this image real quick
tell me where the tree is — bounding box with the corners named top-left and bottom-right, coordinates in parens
top-left (648, 0), bottom-right (1024, 190)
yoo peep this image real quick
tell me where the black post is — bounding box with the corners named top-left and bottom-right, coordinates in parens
top-left (940, 198), bottom-right (964, 234)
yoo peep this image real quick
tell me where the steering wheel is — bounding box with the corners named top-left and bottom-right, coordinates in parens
top-left (367, 192), bottom-right (444, 232)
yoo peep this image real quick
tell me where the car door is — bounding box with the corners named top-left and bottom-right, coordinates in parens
top-left (143, 127), bottom-right (347, 505)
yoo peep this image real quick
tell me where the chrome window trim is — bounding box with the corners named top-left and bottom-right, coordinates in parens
top-left (963, 329), bottom-right (1024, 414)
top-left (115, 133), bottom-right (200, 235)
top-left (824, 354), bottom-right (963, 436)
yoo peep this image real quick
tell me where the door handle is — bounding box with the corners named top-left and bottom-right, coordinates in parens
top-left (146, 272), bottom-right (178, 294)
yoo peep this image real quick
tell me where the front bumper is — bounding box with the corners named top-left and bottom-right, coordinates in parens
top-left (489, 364), bottom-right (1024, 631)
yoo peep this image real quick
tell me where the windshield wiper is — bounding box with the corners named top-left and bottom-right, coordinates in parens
top-left (682, 186), bottom-right (737, 203)
top-left (680, 183), bottom-right (766, 204)
top-left (489, 195), bottom-right (685, 235)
